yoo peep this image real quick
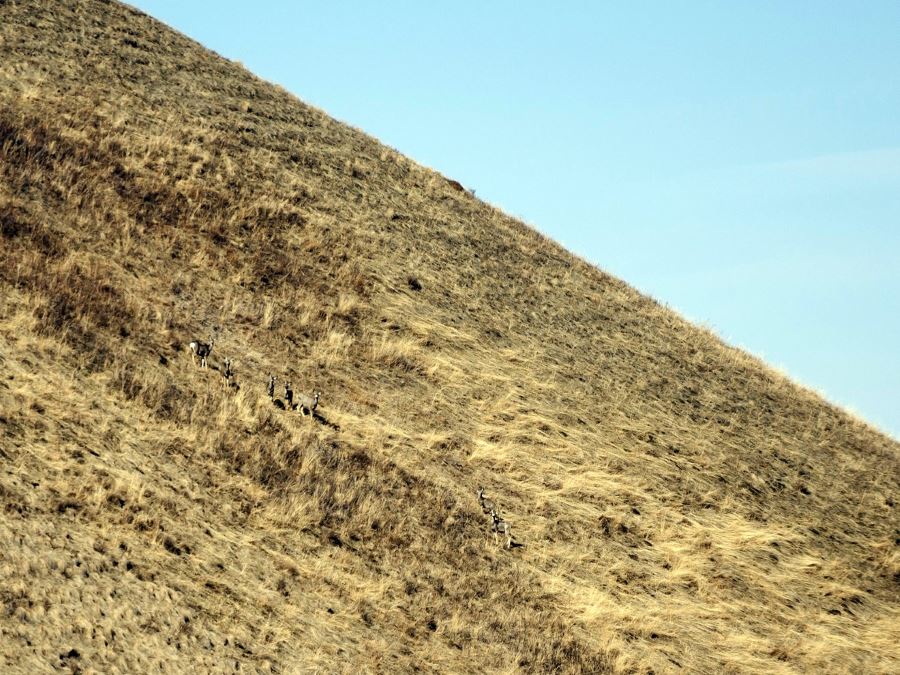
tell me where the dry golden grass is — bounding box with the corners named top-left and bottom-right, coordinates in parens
top-left (1, 1), bottom-right (898, 673)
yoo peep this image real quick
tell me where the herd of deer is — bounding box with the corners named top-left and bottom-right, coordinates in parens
top-left (188, 336), bottom-right (320, 416)
top-left (188, 336), bottom-right (516, 549)
top-left (266, 373), bottom-right (320, 416)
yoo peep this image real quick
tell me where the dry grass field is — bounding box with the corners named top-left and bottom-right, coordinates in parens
top-left (1, 1), bottom-right (898, 672)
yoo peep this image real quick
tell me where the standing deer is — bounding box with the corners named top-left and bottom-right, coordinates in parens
top-left (490, 509), bottom-right (514, 549)
top-left (222, 358), bottom-right (234, 390)
top-left (188, 337), bottom-right (214, 369)
top-left (477, 487), bottom-right (496, 518)
top-left (296, 391), bottom-right (320, 417)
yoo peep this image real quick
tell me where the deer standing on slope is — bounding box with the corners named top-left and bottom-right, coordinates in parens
top-left (189, 337), bottom-right (214, 369)
top-left (296, 391), bottom-right (320, 417)
top-left (222, 358), bottom-right (234, 390)
top-left (478, 487), bottom-right (496, 519)
top-left (490, 509), bottom-right (514, 549)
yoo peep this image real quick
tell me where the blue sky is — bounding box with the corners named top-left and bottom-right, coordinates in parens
top-left (131, 1), bottom-right (900, 438)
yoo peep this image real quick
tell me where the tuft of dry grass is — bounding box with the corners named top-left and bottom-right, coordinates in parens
top-left (0, 2), bottom-right (898, 673)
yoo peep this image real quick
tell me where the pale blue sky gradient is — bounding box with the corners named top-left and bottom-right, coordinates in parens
top-left (131, 1), bottom-right (900, 437)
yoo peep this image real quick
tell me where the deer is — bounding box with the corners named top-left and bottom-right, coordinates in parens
top-left (490, 509), bottom-right (514, 549)
top-left (296, 391), bottom-right (320, 417)
top-left (221, 358), bottom-right (234, 390)
top-left (477, 487), bottom-right (496, 518)
top-left (188, 337), bottom-right (214, 369)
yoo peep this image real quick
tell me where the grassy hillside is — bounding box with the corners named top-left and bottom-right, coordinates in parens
top-left (1, 1), bottom-right (897, 672)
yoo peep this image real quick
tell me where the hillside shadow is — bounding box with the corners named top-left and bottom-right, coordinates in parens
top-left (312, 410), bottom-right (340, 431)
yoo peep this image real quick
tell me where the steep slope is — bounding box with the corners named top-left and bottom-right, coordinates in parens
top-left (1, 2), bottom-right (897, 673)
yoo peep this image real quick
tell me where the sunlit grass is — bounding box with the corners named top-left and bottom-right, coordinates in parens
top-left (0, 2), bottom-right (897, 673)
